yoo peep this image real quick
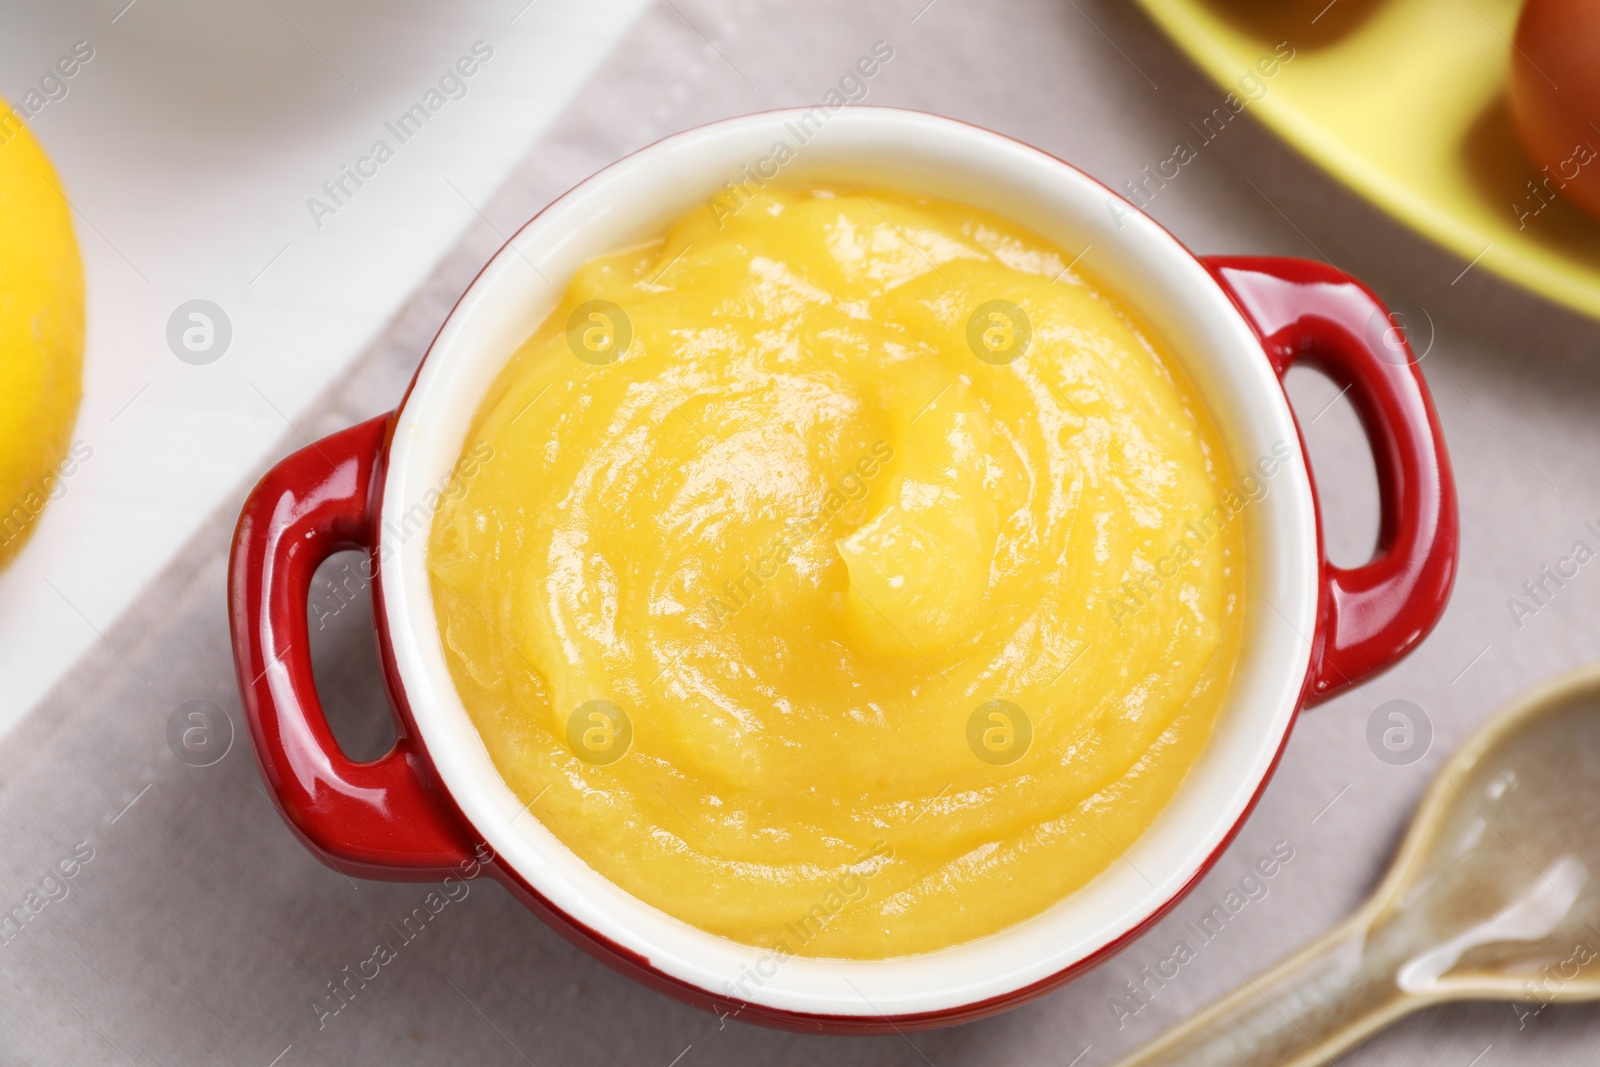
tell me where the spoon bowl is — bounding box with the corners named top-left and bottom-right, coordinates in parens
top-left (1115, 663), bottom-right (1600, 1067)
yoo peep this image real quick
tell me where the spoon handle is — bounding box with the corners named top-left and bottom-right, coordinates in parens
top-left (1110, 915), bottom-right (1416, 1067)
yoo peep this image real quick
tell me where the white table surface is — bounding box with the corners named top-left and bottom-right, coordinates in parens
top-left (0, 0), bottom-right (650, 732)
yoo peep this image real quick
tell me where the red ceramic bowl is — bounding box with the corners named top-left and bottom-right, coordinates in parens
top-left (228, 108), bottom-right (1457, 1033)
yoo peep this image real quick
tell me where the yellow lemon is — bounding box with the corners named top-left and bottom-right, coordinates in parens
top-left (0, 103), bottom-right (85, 569)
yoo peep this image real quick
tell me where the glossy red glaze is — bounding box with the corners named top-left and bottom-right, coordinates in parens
top-left (227, 248), bottom-right (1457, 1028)
top-left (1204, 256), bottom-right (1459, 706)
top-left (227, 415), bottom-right (475, 880)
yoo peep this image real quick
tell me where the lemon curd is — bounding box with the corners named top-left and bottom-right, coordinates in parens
top-left (427, 185), bottom-right (1247, 959)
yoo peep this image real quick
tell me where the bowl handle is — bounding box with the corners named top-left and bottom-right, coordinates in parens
top-left (1204, 256), bottom-right (1458, 707)
top-left (228, 414), bottom-right (477, 879)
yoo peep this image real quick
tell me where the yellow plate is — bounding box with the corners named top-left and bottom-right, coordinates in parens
top-left (1131, 0), bottom-right (1600, 321)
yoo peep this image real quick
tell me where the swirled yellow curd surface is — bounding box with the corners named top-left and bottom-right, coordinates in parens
top-left (427, 184), bottom-right (1247, 960)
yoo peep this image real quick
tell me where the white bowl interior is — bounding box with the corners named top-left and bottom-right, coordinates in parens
top-left (380, 108), bottom-right (1318, 1017)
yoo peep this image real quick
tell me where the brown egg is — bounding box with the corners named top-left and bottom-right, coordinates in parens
top-left (1510, 0), bottom-right (1600, 219)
